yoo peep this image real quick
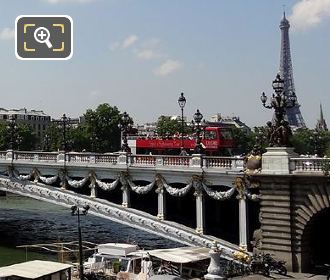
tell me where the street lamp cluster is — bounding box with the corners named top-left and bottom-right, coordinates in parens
top-left (177, 92), bottom-right (205, 154)
top-left (119, 111), bottom-right (132, 153)
top-left (260, 73), bottom-right (296, 147)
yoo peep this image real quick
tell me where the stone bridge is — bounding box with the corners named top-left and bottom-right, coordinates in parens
top-left (1, 148), bottom-right (329, 272)
top-left (0, 150), bottom-right (254, 261)
top-left (254, 147), bottom-right (330, 272)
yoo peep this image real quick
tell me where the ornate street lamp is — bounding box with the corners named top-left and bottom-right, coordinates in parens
top-left (7, 116), bottom-right (18, 150)
top-left (71, 205), bottom-right (89, 280)
top-left (192, 109), bottom-right (204, 154)
top-left (119, 112), bottom-right (132, 153)
top-left (178, 92), bottom-right (186, 151)
top-left (260, 73), bottom-right (297, 147)
top-left (60, 114), bottom-right (69, 152)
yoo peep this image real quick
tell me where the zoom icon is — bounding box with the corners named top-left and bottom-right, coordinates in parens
top-left (15, 15), bottom-right (73, 60)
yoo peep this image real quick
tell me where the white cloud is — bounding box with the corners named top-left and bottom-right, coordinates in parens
top-left (153, 59), bottom-right (183, 76)
top-left (42, 0), bottom-right (95, 3)
top-left (289, 0), bottom-right (330, 31)
top-left (109, 42), bottom-right (120, 51)
top-left (141, 38), bottom-right (161, 49)
top-left (0, 27), bottom-right (14, 40)
top-left (89, 90), bottom-right (101, 97)
top-left (122, 35), bottom-right (138, 49)
top-left (136, 49), bottom-right (162, 60)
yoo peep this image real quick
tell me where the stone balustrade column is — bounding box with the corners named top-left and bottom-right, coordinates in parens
top-left (117, 152), bottom-right (129, 165)
top-left (156, 187), bottom-right (166, 220)
top-left (195, 190), bottom-right (204, 234)
top-left (238, 196), bottom-right (248, 250)
top-left (122, 185), bottom-right (130, 207)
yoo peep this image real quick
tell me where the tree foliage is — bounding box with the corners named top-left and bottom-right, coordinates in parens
top-left (156, 116), bottom-right (192, 136)
top-left (0, 122), bottom-right (37, 150)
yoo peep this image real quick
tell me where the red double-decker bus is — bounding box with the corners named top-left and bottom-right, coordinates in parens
top-left (128, 126), bottom-right (235, 155)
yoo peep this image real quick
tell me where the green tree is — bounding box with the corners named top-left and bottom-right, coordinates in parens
top-left (232, 127), bottom-right (259, 155)
top-left (0, 122), bottom-right (37, 151)
top-left (156, 116), bottom-right (182, 136)
top-left (83, 103), bottom-right (124, 153)
top-left (44, 123), bottom-right (62, 151)
top-left (17, 124), bottom-right (37, 150)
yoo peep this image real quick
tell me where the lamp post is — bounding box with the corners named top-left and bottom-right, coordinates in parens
top-left (60, 114), bottom-right (69, 152)
top-left (178, 92), bottom-right (186, 151)
top-left (119, 112), bottom-right (132, 153)
top-left (71, 205), bottom-right (89, 280)
top-left (260, 73), bottom-right (297, 147)
top-left (192, 109), bottom-right (204, 154)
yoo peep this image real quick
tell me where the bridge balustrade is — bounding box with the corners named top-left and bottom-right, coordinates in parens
top-left (130, 154), bottom-right (156, 166)
top-left (0, 150), bottom-right (246, 171)
top-left (0, 151), bottom-right (7, 160)
top-left (95, 154), bottom-right (118, 164)
top-left (204, 156), bottom-right (233, 168)
top-left (290, 157), bottom-right (330, 173)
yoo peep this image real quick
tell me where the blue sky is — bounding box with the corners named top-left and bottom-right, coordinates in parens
top-left (0, 0), bottom-right (329, 128)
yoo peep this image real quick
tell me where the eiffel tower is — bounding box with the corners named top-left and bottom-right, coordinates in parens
top-left (278, 12), bottom-right (306, 128)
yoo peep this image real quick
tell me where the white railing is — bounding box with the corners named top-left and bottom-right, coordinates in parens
top-left (290, 157), bottom-right (330, 173)
top-left (0, 150), bottom-right (245, 170)
top-left (130, 155), bottom-right (157, 166)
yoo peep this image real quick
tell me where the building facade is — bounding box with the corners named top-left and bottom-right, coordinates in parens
top-left (0, 108), bottom-right (51, 139)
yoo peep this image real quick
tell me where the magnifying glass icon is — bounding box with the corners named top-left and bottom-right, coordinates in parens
top-left (34, 27), bottom-right (53, 49)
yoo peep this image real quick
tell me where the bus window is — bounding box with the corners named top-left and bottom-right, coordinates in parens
top-left (204, 131), bottom-right (216, 140)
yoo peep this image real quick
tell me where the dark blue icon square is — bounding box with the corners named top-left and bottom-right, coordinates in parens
top-left (15, 15), bottom-right (73, 60)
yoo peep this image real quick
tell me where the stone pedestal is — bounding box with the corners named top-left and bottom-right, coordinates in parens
top-left (117, 152), bottom-right (128, 165)
top-left (57, 152), bottom-right (65, 163)
top-left (204, 244), bottom-right (226, 280)
top-left (189, 154), bottom-right (202, 168)
top-left (262, 147), bottom-right (297, 175)
top-left (6, 150), bottom-right (13, 161)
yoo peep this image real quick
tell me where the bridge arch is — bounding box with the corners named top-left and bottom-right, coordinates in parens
top-left (294, 183), bottom-right (330, 272)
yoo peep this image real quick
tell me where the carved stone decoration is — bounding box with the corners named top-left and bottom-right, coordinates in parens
top-left (12, 169), bottom-right (33, 181)
top-left (39, 175), bottom-right (59, 185)
top-left (32, 168), bottom-right (40, 183)
top-left (95, 177), bottom-right (120, 191)
top-left (202, 183), bottom-right (235, 200)
top-left (126, 177), bottom-right (155, 194)
top-left (234, 177), bottom-right (246, 199)
top-left (245, 154), bottom-right (262, 174)
top-left (65, 176), bottom-right (89, 188)
top-left (155, 174), bottom-right (193, 196)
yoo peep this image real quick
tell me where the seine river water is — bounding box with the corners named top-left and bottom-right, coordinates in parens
top-left (0, 193), bottom-right (179, 266)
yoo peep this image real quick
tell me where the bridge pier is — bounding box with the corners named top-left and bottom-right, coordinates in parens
top-left (195, 191), bottom-right (205, 234)
top-left (156, 187), bottom-right (166, 220)
top-left (122, 185), bottom-right (130, 208)
top-left (238, 196), bottom-right (247, 250)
